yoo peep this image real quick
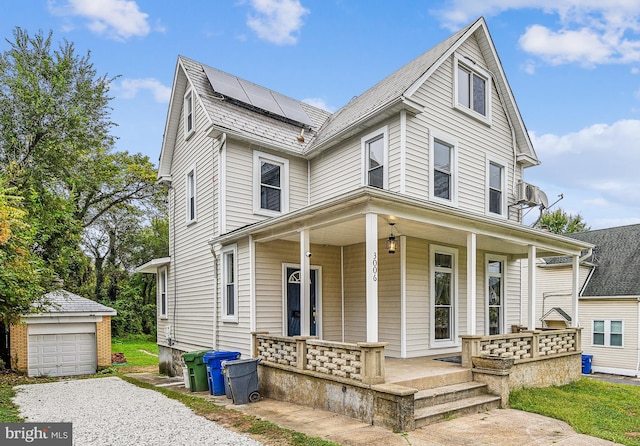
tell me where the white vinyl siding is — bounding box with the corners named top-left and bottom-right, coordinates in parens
top-left (224, 142), bottom-right (306, 232)
top-left (405, 237), bottom-right (430, 357)
top-left (378, 238), bottom-right (401, 357)
top-left (405, 35), bottom-right (520, 218)
top-left (580, 298), bottom-right (639, 376)
top-left (161, 81), bottom-right (216, 351)
top-left (343, 243), bottom-right (366, 343)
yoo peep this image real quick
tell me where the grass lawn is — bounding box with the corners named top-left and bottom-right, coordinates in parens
top-left (111, 334), bottom-right (159, 371)
top-left (510, 378), bottom-right (640, 446)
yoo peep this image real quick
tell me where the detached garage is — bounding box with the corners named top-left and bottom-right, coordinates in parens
top-left (9, 289), bottom-right (116, 377)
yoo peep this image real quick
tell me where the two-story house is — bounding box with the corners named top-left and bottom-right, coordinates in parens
top-left (138, 17), bottom-right (592, 429)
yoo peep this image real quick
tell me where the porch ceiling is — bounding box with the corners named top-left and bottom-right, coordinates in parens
top-left (220, 188), bottom-right (592, 258)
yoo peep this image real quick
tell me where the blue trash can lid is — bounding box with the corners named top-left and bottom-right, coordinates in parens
top-left (204, 351), bottom-right (241, 361)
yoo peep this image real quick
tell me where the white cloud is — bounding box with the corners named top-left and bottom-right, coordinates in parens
top-left (246, 0), bottom-right (309, 45)
top-left (301, 97), bottom-right (335, 112)
top-left (117, 78), bottom-right (171, 103)
top-left (49, 0), bottom-right (151, 41)
top-left (527, 119), bottom-right (640, 228)
top-left (433, 1), bottom-right (640, 67)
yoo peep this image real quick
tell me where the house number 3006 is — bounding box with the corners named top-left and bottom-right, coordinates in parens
top-left (372, 252), bottom-right (378, 281)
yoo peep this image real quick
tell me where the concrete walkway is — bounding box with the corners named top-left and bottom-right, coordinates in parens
top-left (127, 372), bottom-right (622, 446)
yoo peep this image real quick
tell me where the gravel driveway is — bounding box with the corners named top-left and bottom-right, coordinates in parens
top-left (12, 376), bottom-right (263, 446)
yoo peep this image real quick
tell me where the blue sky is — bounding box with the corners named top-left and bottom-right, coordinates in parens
top-left (2, 1), bottom-right (640, 230)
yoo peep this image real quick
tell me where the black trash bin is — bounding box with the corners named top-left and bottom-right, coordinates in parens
top-left (223, 358), bottom-right (261, 404)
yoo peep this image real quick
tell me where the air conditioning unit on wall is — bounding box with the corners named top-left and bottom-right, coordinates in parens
top-left (517, 181), bottom-right (541, 206)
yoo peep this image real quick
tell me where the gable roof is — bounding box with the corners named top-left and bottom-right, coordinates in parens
top-left (158, 16), bottom-right (538, 180)
top-left (564, 224), bottom-right (640, 297)
top-left (541, 307), bottom-right (571, 322)
top-left (32, 289), bottom-right (117, 316)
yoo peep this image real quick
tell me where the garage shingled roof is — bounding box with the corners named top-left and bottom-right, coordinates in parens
top-left (38, 289), bottom-right (117, 315)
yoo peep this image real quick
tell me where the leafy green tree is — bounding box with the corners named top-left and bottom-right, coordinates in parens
top-left (0, 180), bottom-right (52, 324)
top-left (536, 209), bottom-right (589, 234)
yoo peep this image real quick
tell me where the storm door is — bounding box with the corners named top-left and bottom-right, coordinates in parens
top-left (286, 267), bottom-right (317, 337)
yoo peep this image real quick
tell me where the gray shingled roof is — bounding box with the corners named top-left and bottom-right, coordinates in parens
top-left (564, 224), bottom-right (640, 297)
top-left (38, 289), bottom-right (117, 315)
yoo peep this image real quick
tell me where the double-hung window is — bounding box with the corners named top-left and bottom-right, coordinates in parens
top-left (222, 245), bottom-right (238, 322)
top-left (361, 126), bottom-right (388, 189)
top-left (593, 320), bottom-right (623, 347)
top-left (184, 90), bottom-right (195, 137)
top-left (487, 160), bottom-right (506, 217)
top-left (253, 151), bottom-right (289, 216)
top-left (454, 54), bottom-right (491, 124)
top-left (159, 267), bottom-right (168, 319)
top-left (429, 130), bottom-right (457, 205)
top-left (186, 167), bottom-right (197, 224)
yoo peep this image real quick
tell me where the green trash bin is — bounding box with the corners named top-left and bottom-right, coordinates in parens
top-left (182, 350), bottom-right (211, 392)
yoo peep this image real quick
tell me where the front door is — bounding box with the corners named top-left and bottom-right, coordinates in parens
top-left (286, 267), bottom-right (317, 337)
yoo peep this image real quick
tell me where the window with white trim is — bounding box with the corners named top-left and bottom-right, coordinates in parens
top-left (186, 167), bottom-right (197, 224)
top-left (222, 245), bottom-right (238, 322)
top-left (453, 54), bottom-right (491, 124)
top-left (593, 320), bottom-right (623, 347)
top-left (429, 130), bottom-right (457, 205)
top-left (253, 151), bottom-right (289, 216)
top-left (430, 245), bottom-right (458, 346)
top-left (361, 127), bottom-right (388, 189)
top-left (159, 267), bottom-right (168, 319)
top-left (184, 90), bottom-right (195, 137)
top-left (487, 160), bottom-right (506, 217)
top-left (486, 255), bottom-right (506, 335)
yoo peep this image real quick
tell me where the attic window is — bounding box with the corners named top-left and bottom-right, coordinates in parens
top-left (453, 54), bottom-right (491, 125)
top-left (184, 90), bottom-right (195, 138)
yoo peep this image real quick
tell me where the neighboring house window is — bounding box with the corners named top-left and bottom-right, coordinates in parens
top-left (593, 320), bottom-right (623, 347)
top-left (159, 267), bottom-right (168, 319)
top-left (453, 54), bottom-right (491, 124)
top-left (253, 151), bottom-right (289, 216)
top-left (487, 160), bottom-right (506, 216)
top-left (429, 130), bottom-right (457, 205)
top-left (486, 255), bottom-right (506, 335)
top-left (184, 90), bottom-right (195, 137)
top-left (361, 126), bottom-right (388, 189)
top-left (186, 167), bottom-right (197, 224)
top-left (430, 245), bottom-right (458, 345)
top-left (222, 245), bottom-right (238, 322)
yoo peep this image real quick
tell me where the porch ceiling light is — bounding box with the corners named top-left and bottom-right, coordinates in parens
top-left (386, 223), bottom-right (397, 254)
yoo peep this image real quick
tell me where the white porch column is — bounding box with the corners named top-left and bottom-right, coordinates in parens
top-left (466, 232), bottom-right (477, 335)
top-left (571, 254), bottom-right (580, 328)
top-left (365, 213), bottom-right (379, 343)
top-left (527, 245), bottom-right (537, 330)
top-left (300, 228), bottom-right (310, 336)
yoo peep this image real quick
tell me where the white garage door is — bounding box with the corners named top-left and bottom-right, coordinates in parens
top-left (28, 323), bottom-right (97, 377)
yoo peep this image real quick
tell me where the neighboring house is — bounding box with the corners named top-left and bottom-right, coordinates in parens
top-left (538, 224), bottom-right (640, 377)
top-left (138, 17), bottom-right (591, 379)
top-left (8, 287), bottom-right (116, 377)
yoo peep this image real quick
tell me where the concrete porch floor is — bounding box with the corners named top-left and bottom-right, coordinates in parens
top-left (385, 355), bottom-right (467, 388)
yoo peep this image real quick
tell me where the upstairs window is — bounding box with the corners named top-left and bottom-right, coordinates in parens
top-left (487, 160), bottom-right (506, 216)
top-left (253, 151), bottom-right (289, 216)
top-left (184, 90), bottom-right (195, 137)
top-left (186, 167), bottom-right (197, 224)
top-left (593, 320), bottom-right (623, 347)
top-left (454, 55), bottom-right (491, 124)
top-left (429, 130), bottom-right (457, 206)
top-left (361, 127), bottom-right (388, 189)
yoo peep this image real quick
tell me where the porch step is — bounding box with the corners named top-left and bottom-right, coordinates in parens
top-left (414, 381), bottom-right (489, 409)
top-left (394, 368), bottom-right (472, 391)
top-left (414, 393), bottom-right (501, 428)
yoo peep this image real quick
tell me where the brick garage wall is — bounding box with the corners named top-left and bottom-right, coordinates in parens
top-left (96, 316), bottom-right (112, 368)
top-left (9, 324), bottom-right (28, 372)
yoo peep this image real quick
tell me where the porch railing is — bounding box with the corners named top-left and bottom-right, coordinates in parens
top-left (252, 332), bottom-right (387, 385)
top-left (460, 328), bottom-right (582, 368)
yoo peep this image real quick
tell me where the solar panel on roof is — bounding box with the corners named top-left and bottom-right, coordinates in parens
top-left (203, 64), bottom-right (312, 127)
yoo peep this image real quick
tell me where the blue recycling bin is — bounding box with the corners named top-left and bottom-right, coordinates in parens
top-left (582, 354), bottom-right (593, 374)
top-left (203, 351), bottom-right (241, 395)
